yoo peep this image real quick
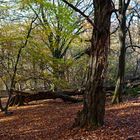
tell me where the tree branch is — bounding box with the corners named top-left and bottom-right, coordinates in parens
top-left (61, 0), bottom-right (98, 31)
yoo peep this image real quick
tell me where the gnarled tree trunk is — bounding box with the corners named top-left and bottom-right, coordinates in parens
top-left (74, 0), bottom-right (112, 129)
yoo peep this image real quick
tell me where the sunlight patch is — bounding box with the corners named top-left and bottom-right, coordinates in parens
top-left (0, 116), bottom-right (18, 122)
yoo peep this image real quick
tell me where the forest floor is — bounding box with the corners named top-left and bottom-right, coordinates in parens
top-left (0, 96), bottom-right (140, 140)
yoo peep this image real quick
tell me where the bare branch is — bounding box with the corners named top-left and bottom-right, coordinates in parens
top-left (61, 0), bottom-right (99, 31)
top-left (110, 25), bottom-right (119, 35)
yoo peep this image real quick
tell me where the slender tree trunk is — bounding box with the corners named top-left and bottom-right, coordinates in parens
top-left (112, 0), bottom-right (130, 104)
top-left (74, 0), bottom-right (112, 129)
top-left (2, 18), bottom-right (36, 114)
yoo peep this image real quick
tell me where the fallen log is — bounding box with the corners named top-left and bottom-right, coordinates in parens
top-left (8, 87), bottom-right (123, 106)
top-left (9, 80), bottom-right (140, 106)
top-left (127, 82), bottom-right (140, 88)
top-left (11, 89), bottom-right (84, 96)
top-left (9, 90), bottom-right (83, 106)
top-left (26, 91), bottom-right (82, 103)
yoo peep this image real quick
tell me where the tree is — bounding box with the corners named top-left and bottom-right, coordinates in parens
top-left (62, 0), bottom-right (113, 128)
top-left (0, 12), bottom-right (37, 113)
top-left (27, 0), bottom-right (83, 84)
top-left (112, 0), bottom-right (140, 104)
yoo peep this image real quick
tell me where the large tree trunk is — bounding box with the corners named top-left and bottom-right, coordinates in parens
top-left (112, 0), bottom-right (130, 104)
top-left (74, 0), bottom-right (112, 129)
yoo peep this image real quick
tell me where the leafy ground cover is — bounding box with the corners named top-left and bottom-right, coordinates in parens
top-left (0, 97), bottom-right (140, 140)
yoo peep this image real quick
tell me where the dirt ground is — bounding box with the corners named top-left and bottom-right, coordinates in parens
top-left (0, 97), bottom-right (140, 140)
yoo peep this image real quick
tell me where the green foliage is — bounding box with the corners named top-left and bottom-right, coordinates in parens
top-left (0, 0), bottom-right (139, 93)
top-left (126, 87), bottom-right (140, 97)
top-left (0, 0), bottom-right (86, 91)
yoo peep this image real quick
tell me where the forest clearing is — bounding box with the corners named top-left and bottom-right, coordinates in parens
top-left (0, 0), bottom-right (140, 139)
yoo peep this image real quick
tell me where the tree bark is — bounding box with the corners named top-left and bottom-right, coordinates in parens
top-left (74, 0), bottom-right (112, 129)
